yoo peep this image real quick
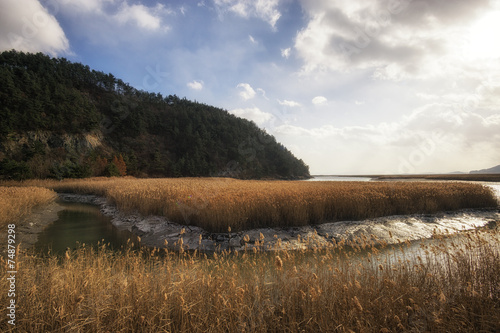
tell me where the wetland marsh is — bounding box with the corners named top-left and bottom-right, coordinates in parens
top-left (1, 177), bottom-right (499, 332)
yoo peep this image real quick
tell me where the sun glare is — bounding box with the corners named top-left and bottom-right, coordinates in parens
top-left (463, 11), bottom-right (500, 59)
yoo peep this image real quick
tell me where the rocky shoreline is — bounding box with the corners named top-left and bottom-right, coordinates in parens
top-left (58, 193), bottom-right (500, 252)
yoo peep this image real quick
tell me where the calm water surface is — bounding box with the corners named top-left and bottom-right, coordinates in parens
top-left (35, 201), bottom-right (137, 255)
top-left (307, 176), bottom-right (373, 181)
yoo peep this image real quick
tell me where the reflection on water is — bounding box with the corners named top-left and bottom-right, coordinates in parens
top-left (35, 202), bottom-right (137, 255)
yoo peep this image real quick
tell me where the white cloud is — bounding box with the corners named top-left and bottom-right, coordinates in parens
top-left (274, 124), bottom-right (313, 136)
top-left (403, 103), bottom-right (500, 145)
top-left (272, 92), bottom-right (500, 174)
top-left (214, 0), bottom-right (282, 27)
top-left (275, 123), bottom-right (393, 144)
top-left (281, 47), bottom-right (291, 59)
top-left (294, 0), bottom-right (496, 80)
top-left (0, 0), bottom-right (69, 56)
top-left (61, 0), bottom-right (114, 13)
top-left (249, 35), bottom-right (257, 44)
top-left (187, 80), bottom-right (204, 90)
top-left (256, 88), bottom-right (268, 99)
top-left (312, 96), bottom-right (327, 105)
top-left (230, 107), bottom-right (274, 126)
top-left (237, 83), bottom-right (256, 100)
top-left (57, 0), bottom-right (171, 34)
top-left (255, 0), bottom-right (282, 28)
top-left (278, 99), bottom-right (301, 107)
top-left (477, 82), bottom-right (500, 111)
top-left (114, 3), bottom-right (170, 31)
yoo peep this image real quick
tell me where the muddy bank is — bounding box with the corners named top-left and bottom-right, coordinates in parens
top-left (0, 201), bottom-right (64, 252)
top-left (58, 193), bottom-right (500, 252)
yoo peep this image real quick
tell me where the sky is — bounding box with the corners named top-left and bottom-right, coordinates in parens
top-left (1, 0), bottom-right (500, 175)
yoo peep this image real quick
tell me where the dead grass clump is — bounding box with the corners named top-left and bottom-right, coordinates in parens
top-left (0, 186), bottom-right (57, 228)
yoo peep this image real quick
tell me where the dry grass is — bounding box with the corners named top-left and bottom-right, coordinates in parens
top-left (1, 226), bottom-right (499, 332)
top-left (0, 186), bottom-right (57, 229)
top-left (12, 177), bottom-right (497, 232)
top-left (1, 178), bottom-right (498, 331)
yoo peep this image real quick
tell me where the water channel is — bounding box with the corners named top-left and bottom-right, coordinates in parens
top-left (34, 201), bottom-right (137, 255)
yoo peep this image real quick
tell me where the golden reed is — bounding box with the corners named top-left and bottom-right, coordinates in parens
top-left (0, 186), bottom-right (56, 228)
top-left (14, 177), bottom-right (497, 232)
top-left (0, 226), bottom-right (498, 332)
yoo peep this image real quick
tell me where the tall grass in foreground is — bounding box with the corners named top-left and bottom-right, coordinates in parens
top-left (14, 177), bottom-right (498, 232)
top-left (1, 227), bottom-right (499, 332)
top-left (0, 187), bottom-right (57, 228)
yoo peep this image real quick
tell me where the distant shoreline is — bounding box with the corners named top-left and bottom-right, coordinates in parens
top-left (312, 174), bottom-right (500, 182)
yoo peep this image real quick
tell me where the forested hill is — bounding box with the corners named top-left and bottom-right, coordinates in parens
top-left (0, 50), bottom-right (310, 180)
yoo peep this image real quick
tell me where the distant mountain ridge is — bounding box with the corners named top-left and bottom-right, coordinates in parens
top-left (470, 164), bottom-right (500, 174)
top-left (0, 50), bottom-right (310, 180)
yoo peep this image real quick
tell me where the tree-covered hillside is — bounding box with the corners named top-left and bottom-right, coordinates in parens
top-left (0, 50), bottom-right (310, 180)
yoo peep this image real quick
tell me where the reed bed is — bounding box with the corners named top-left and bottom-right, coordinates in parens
top-left (5, 177), bottom-right (498, 232)
top-left (0, 186), bottom-right (57, 228)
top-left (1, 226), bottom-right (499, 332)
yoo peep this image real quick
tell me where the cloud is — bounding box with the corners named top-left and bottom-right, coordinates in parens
top-left (114, 3), bottom-right (169, 31)
top-left (58, 0), bottom-right (172, 33)
top-left (278, 99), bottom-right (301, 107)
top-left (214, 0), bottom-right (282, 27)
top-left (312, 96), bottom-right (327, 105)
top-left (281, 47), bottom-right (291, 58)
top-left (273, 92), bottom-right (500, 174)
top-left (230, 107), bottom-right (274, 126)
top-left (275, 123), bottom-right (394, 144)
top-left (256, 88), bottom-right (268, 99)
top-left (476, 81), bottom-right (500, 111)
top-left (249, 35), bottom-right (257, 44)
top-left (0, 0), bottom-right (69, 56)
top-left (294, 0), bottom-right (495, 79)
top-left (237, 83), bottom-right (256, 100)
top-left (414, 79), bottom-right (500, 116)
top-left (403, 103), bottom-right (500, 146)
top-left (187, 80), bottom-right (204, 90)
top-left (60, 0), bottom-right (112, 13)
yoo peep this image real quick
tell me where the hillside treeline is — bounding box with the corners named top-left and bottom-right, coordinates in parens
top-left (0, 50), bottom-right (309, 180)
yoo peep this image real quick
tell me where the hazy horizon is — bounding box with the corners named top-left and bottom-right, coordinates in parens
top-left (2, 0), bottom-right (500, 175)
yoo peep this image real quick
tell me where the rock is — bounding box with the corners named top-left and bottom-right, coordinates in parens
top-left (131, 225), bottom-right (147, 237)
top-left (228, 236), bottom-right (241, 248)
top-left (215, 234), bottom-right (227, 242)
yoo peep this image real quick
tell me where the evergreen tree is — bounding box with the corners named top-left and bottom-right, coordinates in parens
top-left (0, 50), bottom-right (310, 180)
